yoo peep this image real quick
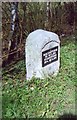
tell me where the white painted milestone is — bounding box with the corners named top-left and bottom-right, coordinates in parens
top-left (25, 29), bottom-right (60, 80)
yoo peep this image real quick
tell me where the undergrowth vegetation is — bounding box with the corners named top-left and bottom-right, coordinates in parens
top-left (2, 36), bottom-right (76, 118)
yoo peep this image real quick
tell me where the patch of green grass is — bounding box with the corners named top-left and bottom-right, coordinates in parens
top-left (2, 36), bottom-right (76, 118)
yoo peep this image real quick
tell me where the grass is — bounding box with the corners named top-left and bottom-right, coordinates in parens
top-left (2, 36), bottom-right (76, 118)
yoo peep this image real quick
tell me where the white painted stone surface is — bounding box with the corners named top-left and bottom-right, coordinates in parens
top-left (25, 29), bottom-right (60, 80)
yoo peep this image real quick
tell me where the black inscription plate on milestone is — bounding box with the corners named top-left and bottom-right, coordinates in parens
top-left (42, 46), bottom-right (58, 67)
